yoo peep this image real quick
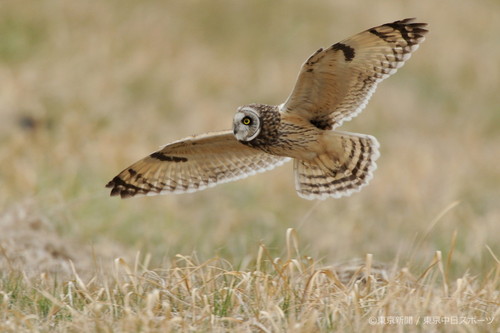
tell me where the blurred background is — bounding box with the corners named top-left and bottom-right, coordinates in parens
top-left (0, 0), bottom-right (498, 277)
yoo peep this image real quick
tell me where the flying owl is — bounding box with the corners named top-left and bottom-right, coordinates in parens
top-left (106, 18), bottom-right (428, 200)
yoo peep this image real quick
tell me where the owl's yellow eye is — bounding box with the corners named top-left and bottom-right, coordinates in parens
top-left (242, 117), bottom-right (252, 125)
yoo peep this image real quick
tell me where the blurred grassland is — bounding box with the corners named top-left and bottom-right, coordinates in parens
top-left (0, 0), bottom-right (499, 312)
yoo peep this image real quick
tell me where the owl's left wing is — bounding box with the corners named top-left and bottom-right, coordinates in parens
top-left (280, 18), bottom-right (428, 129)
top-left (106, 130), bottom-right (290, 198)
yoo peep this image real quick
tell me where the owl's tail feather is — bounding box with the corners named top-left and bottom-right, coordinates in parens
top-left (294, 132), bottom-right (380, 200)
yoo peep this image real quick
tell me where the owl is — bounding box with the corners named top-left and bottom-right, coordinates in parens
top-left (106, 18), bottom-right (428, 200)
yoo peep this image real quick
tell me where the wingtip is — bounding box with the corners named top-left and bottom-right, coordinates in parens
top-left (397, 18), bottom-right (430, 32)
top-left (105, 177), bottom-right (132, 198)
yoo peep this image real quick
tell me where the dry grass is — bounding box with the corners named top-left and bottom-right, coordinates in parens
top-left (1, 229), bottom-right (498, 332)
top-left (0, 0), bottom-right (499, 331)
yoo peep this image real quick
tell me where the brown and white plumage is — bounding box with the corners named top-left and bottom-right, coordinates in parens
top-left (107, 18), bottom-right (428, 200)
top-left (107, 131), bottom-right (289, 198)
top-left (293, 132), bottom-right (380, 200)
top-left (281, 18), bottom-right (428, 130)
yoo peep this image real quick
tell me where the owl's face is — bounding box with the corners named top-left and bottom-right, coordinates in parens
top-left (233, 106), bottom-right (261, 142)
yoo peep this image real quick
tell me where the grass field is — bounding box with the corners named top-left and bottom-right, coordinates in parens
top-left (0, 0), bottom-right (498, 331)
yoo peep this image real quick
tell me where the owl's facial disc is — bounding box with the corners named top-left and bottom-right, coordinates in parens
top-left (233, 107), bottom-right (261, 142)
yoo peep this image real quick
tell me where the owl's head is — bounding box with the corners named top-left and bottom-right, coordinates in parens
top-left (233, 105), bottom-right (262, 142)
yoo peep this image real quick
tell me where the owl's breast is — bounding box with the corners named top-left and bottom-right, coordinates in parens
top-left (248, 116), bottom-right (320, 160)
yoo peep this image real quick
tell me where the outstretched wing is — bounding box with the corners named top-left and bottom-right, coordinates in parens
top-left (106, 131), bottom-right (290, 198)
top-left (280, 18), bottom-right (428, 129)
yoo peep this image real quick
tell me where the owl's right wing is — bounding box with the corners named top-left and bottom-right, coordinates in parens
top-left (106, 130), bottom-right (290, 198)
top-left (280, 18), bottom-right (428, 130)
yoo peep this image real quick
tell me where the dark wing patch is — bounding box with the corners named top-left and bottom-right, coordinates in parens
top-left (331, 43), bottom-right (355, 62)
top-left (149, 152), bottom-right (188, 162)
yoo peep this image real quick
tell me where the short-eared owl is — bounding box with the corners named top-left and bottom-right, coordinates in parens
top-left (107, 18), bottom-right (428, 200)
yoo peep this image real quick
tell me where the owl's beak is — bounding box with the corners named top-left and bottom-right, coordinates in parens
top-left (232, 122), bottom-right (245, 141)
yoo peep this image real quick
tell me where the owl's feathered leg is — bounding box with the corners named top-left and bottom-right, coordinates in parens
top-left (294, 132), bottom-right (379, 200)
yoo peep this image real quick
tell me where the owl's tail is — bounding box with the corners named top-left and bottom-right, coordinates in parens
top-left (294, 132), bottom-right (380, 200)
